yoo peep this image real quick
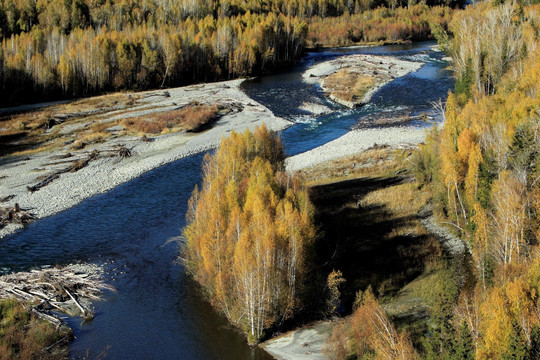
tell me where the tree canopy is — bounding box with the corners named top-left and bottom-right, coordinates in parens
top-left (412, 2), bottom-right (540, 360)
top-left (0, 0), bottom-right (455, 105)
top-left (182, 125), bottom-right (315, 343)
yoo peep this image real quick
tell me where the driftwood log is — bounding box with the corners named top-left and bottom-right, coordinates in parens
top-left (354, 112), bottom-right (434, 130)
top-left (27, 145), bottom-right (132, 193)
top-left (27, 150), bottom-right (100, 192)
top-left (0, 203), bottom-right (36, 228)
top-left (0, 194), bottom-right (16, 202)
top-left (115, 145), bottom-right (132, 158)
top-left (0, 264), bottom-right (116, 325)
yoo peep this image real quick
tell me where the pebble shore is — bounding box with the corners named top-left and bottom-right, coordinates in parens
top-left (0, 79), bottom-right (291, 238)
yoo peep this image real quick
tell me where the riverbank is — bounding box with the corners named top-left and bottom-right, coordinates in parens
top-left (263, 145), bottom-right (436, 360)
top-left (286, 126), bottom-right (428, 172)
top-left (0, 79), bottom-right (291, 238)
top-left (264, 144), bottom-right (460, 360)
top-left (262, 321), bottom-right (337, 360)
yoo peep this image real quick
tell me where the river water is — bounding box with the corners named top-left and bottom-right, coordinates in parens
top-left (0, 42), bottom-right (452, 359)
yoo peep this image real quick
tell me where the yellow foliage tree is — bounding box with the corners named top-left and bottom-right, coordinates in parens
top-left (183, 125), bottom-right (315, 343)
top-left (350, 288), bottom-right (418, 360)
top-left (491, 171), bottom-right (527, 268)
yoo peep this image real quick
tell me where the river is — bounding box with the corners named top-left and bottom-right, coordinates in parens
top-left (0, 41), bottom-right (453, 359)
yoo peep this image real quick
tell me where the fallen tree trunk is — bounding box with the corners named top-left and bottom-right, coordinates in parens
top-left (30, 306), bottom-right (66, 328)
top-left (63, 286), bottom-right (93, 320)
top-left (27, 174), bottom-right (59, 192)
top-left (27, 151), bottom-right (100, 192)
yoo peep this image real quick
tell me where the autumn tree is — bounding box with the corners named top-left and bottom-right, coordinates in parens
top-left (490, 171), bottom-right (527, 269)
top-left (325, 269), bottom-right (345, 316)
top-left (404, 3), bottom-right (540, 360)
top-left (349, 287), bottom-right (418, 360)
top-left (183, 125), bottom-right (315, 343)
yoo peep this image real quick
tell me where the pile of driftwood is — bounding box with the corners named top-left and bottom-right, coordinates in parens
top-left (0, 203), bottom-right (35, 228)
top-left (0, 264), bottom-right (115, 326)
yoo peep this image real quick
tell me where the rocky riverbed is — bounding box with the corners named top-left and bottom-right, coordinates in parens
top-left (0, 79), bottom-right (291, 238)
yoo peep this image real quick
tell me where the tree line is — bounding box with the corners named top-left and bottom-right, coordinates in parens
top-left (0, 0), bottom-right (462, 37)
top-left (182, 125), bottom-right (315, 343)
top-left (0, 0), bottom-right (460, 105)
top-left (306, 5), bottom-right (452, 47)
top-left (409, 2), bottom-right (540, 359)
top-left (0, 13), bottom-right (306, 104)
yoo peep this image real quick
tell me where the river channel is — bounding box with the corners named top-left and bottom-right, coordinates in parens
top-left (0, 41), bottom-right (453, 359)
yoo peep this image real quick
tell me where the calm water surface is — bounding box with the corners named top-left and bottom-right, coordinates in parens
top-left (0, 42), bottom-right (453, 359)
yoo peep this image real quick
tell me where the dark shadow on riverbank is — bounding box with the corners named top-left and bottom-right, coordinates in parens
top-left (271, 175), bottom-right (440, 338)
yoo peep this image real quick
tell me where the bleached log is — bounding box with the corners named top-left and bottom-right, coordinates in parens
top-left (0, 263), bottom-right (114, 325)
top-left (63, 286), bottom-right (89, 318)
top-left (30, 307), bottom-right (64, 328)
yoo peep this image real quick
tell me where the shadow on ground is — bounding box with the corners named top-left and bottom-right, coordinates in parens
top-left (302, 176), bottom-right (439, 316)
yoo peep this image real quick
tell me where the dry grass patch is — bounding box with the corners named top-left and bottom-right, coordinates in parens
top-left (10, 137), bottom-right (66, 157)
top-left (323, 69), bottom-right (377, 104)
top-left (0, 92), bottom-right (139, 157)
top-left (360, 182), bottom-right (431, 239)
top-left (1, 92), bottom-right (134, 136)
top-left (71, 131), bottom-right (109, 150)
top-left (360, 182), bottom-right (431, 217)
top-left (121, 103), bottom-right (220, 135)
top-left (1, 111), bottom-right (53, 134)
top-left (59, 93), bottom-right (138, 114)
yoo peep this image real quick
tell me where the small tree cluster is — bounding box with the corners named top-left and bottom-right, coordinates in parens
top-left (326, 287), bottom-right (418, 360)
top-left (183, 125), bottom-right (315, 343)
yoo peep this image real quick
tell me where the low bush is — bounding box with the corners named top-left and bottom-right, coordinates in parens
top-left (122, 104), bottom-right (220, 135)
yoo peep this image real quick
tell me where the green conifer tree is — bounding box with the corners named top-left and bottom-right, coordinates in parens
top-left (502, 320), bottom-right (528, 360)
top-left (452, 321), bottom-right (475, 360)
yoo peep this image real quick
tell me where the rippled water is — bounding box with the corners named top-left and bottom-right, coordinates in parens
top-left (0, 41), bottom-right (453, 359)
top-left (242, 41), bottom-right (454, 157)
top-left (1, 153), bottom-right (273, 359)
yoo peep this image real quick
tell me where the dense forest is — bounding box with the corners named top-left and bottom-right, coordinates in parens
top-left (418, 2), bottom-right (540, 359)
top-left (326, 1), bottom-right (540, 359)
top-left (183, 125), bottom-right (315, 343)
top-left (0, 0), bottom-right (459, 105)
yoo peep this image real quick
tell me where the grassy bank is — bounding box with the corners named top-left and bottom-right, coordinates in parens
top-left (297, 147), bottom-right (441, 314)
top-left (0, 299), bottom-right (72, 360)
top-left (289, 147), bottom-right (465, 358)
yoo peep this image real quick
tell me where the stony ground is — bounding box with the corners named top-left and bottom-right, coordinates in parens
top-left (0, 79), bottom-right (291, 238)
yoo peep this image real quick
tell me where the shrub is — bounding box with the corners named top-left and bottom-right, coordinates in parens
top-left (122, 104), bottom-right (220, 135)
